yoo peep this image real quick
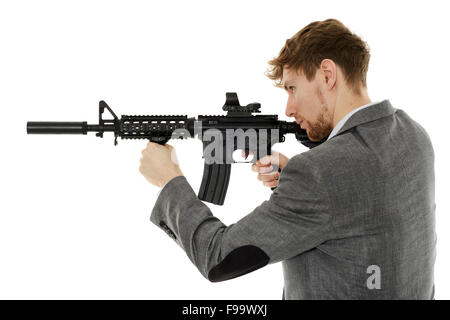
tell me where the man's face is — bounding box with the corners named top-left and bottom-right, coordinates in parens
top-left (282, 67), bottom-right (334, 141)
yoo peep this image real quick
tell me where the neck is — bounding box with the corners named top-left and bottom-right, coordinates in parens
top-left (332, 88), bottom-right (371, 128)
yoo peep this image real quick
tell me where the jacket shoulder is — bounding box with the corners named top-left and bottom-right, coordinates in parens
top-left (293, 134), bottom-right (356, 167)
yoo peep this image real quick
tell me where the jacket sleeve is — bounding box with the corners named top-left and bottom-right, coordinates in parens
top-left (150, 153), bottom-right (332, 282)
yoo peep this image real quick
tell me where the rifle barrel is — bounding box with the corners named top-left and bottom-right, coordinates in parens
top-left (27, 121), bottom-right (88, 134)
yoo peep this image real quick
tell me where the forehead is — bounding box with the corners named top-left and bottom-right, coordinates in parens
top-left (282, 68), bottom-right (303, 85)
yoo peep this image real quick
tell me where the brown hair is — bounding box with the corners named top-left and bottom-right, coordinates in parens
top-left (265, 19), bottom-right (370, 96)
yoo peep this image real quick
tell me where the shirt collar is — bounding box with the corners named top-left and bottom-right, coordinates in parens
top-left (326, 101), bottom-right (380, 141)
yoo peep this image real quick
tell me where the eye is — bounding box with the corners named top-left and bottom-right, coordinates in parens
top-left (288, 86), bottom-right (295, 93)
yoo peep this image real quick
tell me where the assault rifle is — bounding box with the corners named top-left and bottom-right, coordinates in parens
top-left (27, 92), bottom-right (325, 205)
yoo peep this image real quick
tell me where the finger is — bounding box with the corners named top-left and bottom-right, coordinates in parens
top-left (263, 180), bottom-right (279, 188)
top-left (257, 156), bottom-right (269, 165)
top-left (257, 171), bottom-right (279, 182)
top-left (257, 154), bottom-right (280, 166)
top-left (256, 159), bottom-right (272, 167)
top-left (146, 142), bottom-right (161, 152)
top-left (260, 156), bottom-right (274, 165)
top-left (260, 165), bottom-right (276, 174)
top-left (255, 162), bottom-right (272, 169)
top-left (251, 163), bottom-right (273, 173)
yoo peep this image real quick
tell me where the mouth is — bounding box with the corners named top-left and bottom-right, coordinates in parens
top-left (297, 120), bottom-right (304, 128)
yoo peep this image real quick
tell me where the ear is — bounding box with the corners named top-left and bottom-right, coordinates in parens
top-left (319, 59), bottom-right (337, 90)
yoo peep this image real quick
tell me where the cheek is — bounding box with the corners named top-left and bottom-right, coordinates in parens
top-left (294, 93), bottom-right (309, 114)
top-left (303, 89), bottom-right (321, 117)
top-left (293, 92), bottom-right (305, 108)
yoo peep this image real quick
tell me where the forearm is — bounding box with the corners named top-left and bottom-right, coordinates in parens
top-left (150, 176), bottom-right (228, 280)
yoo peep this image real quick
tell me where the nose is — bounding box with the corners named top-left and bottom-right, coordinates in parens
top-left (285, 95), bottom-right (296, 118)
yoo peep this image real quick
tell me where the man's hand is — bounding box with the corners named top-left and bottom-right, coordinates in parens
top-left (139, 142), bottom-right (184, 187)
top-left (248, 150), bottom-right (289, 188)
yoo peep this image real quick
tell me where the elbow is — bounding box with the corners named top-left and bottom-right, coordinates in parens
top-left (206, 245), bottom-right (270, 282)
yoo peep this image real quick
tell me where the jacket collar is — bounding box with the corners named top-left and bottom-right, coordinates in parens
top-left (332, 99), bottom-right (396, 138)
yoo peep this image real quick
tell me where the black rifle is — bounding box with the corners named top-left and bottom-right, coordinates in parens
top-left (27, 92), bottom-right (325, 205)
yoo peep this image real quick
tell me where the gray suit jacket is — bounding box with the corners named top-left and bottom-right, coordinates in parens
top-left (150, 100), bottom-right (436, 299)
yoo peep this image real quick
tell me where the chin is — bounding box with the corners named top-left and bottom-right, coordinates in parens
top-left (307, 131), bottom-right (322, 142)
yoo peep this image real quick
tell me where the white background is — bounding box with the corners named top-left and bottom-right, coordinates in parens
top-left (1, 0), bottom-right (449, 299)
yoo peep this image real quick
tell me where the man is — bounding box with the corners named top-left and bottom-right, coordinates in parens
top-left (139, 19), bottom-right (436, 299)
